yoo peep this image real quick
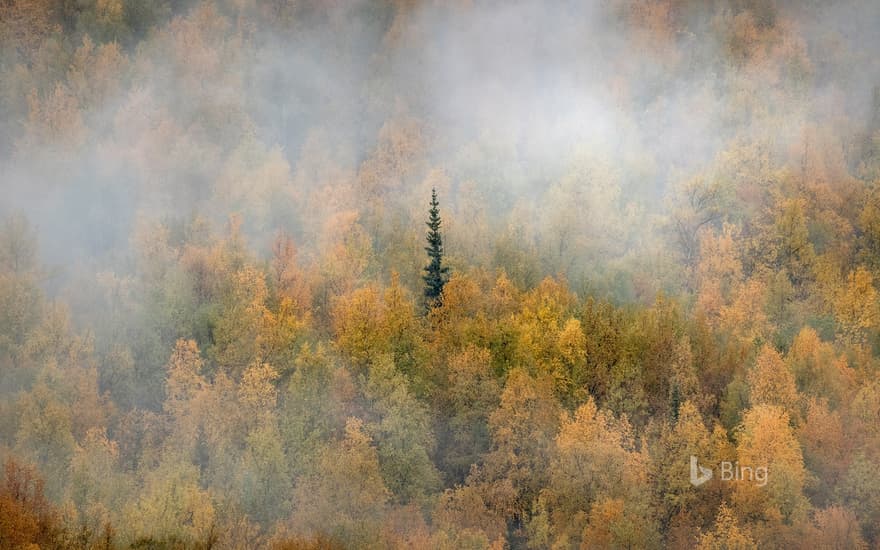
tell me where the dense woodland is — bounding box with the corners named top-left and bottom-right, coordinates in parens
top-left (2, 0), bottom-right (880, 548)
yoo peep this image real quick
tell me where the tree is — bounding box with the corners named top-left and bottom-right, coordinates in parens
top-left (0, 214), bottom-right (43, 363)
top-left (14, 383), bottom-right (76, 495)
top-left (733, 405), bottom-right (808, 526)
top-left (579, 496), bottom-right (661, 550)
top-left (68, 428), bottom-right (129, 533)
top-left (290, 418), bottom-right (390, 547)
top-left (210, 265), bottom-right (271, 377)
top-left (433, 485), bottom-right (507, 546)
top-left (471, 368), bottom-right (560, 525)
top-left (811, 506), bottom-right (867, 550)
top-left (270, 231), bottom-right (312, 317)
top-left (747, 344), bottom-right (800, 421)
top-left (798, 398), bottom-right (848, 506)
top-left (279, 344), bottom-right (353, 479)
top-left (537, 397), bottom-right (651, 547)
top-left (163, 339), bottom-right (209, 451)
top-left (0, 458), bottom-right (64, 549)
top-left (439, 345), bottom-right (501, 482)
top-left (650, 400), bottom-right (717, 536)
top-left (835, 267), bottom-right (879, 346)
top-left (237, 420), bottom-right (291, 524)
top-left (670, 176), bottom-right (723, 267)
top-left (124, 454), bottom-right (216, 546)
top-left (423, 188), bottom-right (450, 308)
top-left (697, 503), bottom-right (757, 550)
top-left (364, 355), bottom-right (440, 504)
top-left (331, 285), bottom-right (387, 371)
top-left (774, 198), bottom-right (815, 288)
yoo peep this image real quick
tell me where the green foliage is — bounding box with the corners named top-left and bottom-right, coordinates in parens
top-left (423, 188), bottom-right (450, 307)
top-left (291, 419), bottom-right (390, 548)
top-left (364, 355), bottom-right (440, 504)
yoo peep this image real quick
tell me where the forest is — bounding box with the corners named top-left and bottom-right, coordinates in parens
top-left (2, 0), bottom-right (880, 548)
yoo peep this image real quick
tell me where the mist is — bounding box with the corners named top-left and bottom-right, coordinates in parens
top-left (2, 0), bottom-right (880, 548)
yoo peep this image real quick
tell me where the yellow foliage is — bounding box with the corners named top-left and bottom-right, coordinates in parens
top-left (836, 267), bottom-right (879, 345)
top-left (734, 405), bottom-right (808, 524)
top-left (697, 504), bottom-right (757, 550)
top-left (238, 362), bottom-right (279, 422)
top-left (747, 345), bottom-right (800, 420)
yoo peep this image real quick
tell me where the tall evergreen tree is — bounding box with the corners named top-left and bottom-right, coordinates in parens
top-left (423, 188), bottom-right (449, 307)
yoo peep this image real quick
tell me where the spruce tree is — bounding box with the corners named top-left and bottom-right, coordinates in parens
top-left (423, 188), bottom-right (449, 307)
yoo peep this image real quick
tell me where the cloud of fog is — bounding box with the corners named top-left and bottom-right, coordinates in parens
top-left (1, 0), bottom-right (879, 291)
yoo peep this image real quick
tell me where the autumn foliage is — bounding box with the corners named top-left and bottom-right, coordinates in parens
top-left (2, 0), bottom-right (880, 548)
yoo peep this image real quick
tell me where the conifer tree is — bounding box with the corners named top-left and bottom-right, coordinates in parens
top-left (423, 188), bottom-right (449, 307)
